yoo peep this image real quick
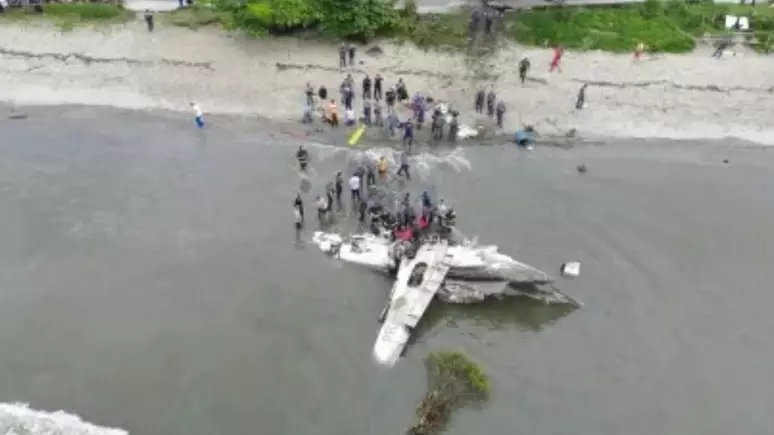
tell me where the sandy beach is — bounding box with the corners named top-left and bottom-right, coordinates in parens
top-left (1, 18), bottom-right (773, 144)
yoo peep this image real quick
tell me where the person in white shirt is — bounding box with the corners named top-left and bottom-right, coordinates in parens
top-left (190, 102), bottom-right (204, 128)
top-left (293, 206), bottom-right (303, 240)
top-left (344, 108), bottom-right (356, 126)
top-left (316, 195), bottom-right (329, 224)
top-left (349, 173), bottom-right (361, 205)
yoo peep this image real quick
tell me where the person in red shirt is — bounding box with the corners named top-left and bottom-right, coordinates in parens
top-left (550, 45), bottom-right (564, 72)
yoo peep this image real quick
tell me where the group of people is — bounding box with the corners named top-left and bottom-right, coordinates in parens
top-left (292, 145), bottom-right (416, 237)
top-left (302, 72), bottom-right (412, 129)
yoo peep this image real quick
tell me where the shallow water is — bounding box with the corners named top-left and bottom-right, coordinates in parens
top-left (1, 106), bottom-right (773, 435)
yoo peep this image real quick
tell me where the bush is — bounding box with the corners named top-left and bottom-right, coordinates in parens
top-left (207, 0), bottom-right (399, 40)
top-left (510, 2), bottom-right (774, 53)
top-left (407, 351), bottom-right (490, 435)
top-left (166, 6), bottom-right (223, 29)
top-left (0, 3), bottom-right (134, 30)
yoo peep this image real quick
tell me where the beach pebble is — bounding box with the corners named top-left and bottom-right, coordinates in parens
top-left (561, 262), bottom-right (581, 278)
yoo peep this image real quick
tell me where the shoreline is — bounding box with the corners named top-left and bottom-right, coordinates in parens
top-left (1, 20), bottom-right (774, 146)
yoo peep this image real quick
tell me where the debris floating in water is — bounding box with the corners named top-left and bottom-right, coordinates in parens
top-left (561, 262), bottom-right (581, 278)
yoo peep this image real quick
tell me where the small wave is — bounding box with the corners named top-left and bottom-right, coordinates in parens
top-left (0, 403), bottom-right (126, 435)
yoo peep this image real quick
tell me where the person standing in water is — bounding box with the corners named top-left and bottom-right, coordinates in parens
top-left (349, 172), bottom-right (361, 207)
top-left (296, 145), bottom-right (309, 171)
top-left (293, 203), bottom-right (303, 240)
top-left (190, 102), bottom-right (204, 128)
top-left (294, 194), bottom-right (304, 223)
top-left (402, 119), bottom-right (414, 150)
top-left (376, 157), bottom-right (388, 183)
top-left (397, 151), bottom-right (411, 180)
top-left (334, 172), bottom-right (343, 211)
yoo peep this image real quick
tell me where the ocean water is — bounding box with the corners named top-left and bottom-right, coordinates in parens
top-left (1, 105), bottom-right (773, 435)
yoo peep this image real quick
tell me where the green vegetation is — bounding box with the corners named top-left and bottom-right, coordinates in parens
top-left (407, 351), bottom-right (490, 435)
top-left (164, 5), bottom-right (222, 29)
top-left (166, 0), bottom-right (774, 53)
top-left (0, 3), bottom-right (134, 31)
top-left (511, 0), bottom-right (774, 53)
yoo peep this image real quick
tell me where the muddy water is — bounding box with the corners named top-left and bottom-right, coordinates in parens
top-left (1, 105), bottom-right (773, 435)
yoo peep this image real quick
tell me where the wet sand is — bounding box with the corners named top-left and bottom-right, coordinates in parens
top-left (1, 20), bottom-right (773, 145)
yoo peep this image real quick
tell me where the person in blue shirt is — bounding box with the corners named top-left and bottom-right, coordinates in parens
top-left (421, 191), bottom-right (432, 209)
top-left (514, 125), bottom-right (536, 148)
top-left (402, 119), bottom-right (414, 150)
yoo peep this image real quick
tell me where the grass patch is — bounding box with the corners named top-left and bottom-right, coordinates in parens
top-left (164, 5), bottom-right (223, 30)
top-left (395, 11), bottom-right (471, 50)
top-left (0, 3), bottom-right (134, 30)
top-left (509, 1), bottom-right (774, 53)
top-left (407, 351), bottom-right (490, 435)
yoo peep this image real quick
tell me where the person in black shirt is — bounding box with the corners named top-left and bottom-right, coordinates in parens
top-left (362, 75), bottom-right (372, 100)
top-left (374, 74), bottom-right (383, 100)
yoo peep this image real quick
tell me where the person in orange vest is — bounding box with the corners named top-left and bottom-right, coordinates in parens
top-left (326, 99), bottom-right (339, 127)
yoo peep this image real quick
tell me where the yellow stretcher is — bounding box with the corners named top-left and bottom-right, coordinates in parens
top-left (348, 124), bottom-right (366, 146)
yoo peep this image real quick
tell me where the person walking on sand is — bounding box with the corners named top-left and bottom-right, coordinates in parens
top-left (474, 88), bottom-right (485, 114)
top-left (634, 42), bottom-right (646, 63)
top-left (575, 84), bottom-right (588, 110)
top-left (495, 100), bottom-right (506, 128)
top-left (144, 10), bottom-right (154, 32)
top-left (486, 88), bottom-right (496, 118)
top-left (190, 102), bottom-right (204, 128)
top-left (348, 43), bottom-right (357, 66)
top-left (374, 73), bottom-right (383, 100)
top-left (550, 45), bottom-right (564, 72)
top-left (305, 82), bottom-right (315, 107)
top-left (326, 99), bottom-right (339, 127)
top-left (518, 57), bottom-right (530, 84)
top-left (362, 74), bottom-right (372, 100)
top-left (338, 43), bottom-right (347, 68)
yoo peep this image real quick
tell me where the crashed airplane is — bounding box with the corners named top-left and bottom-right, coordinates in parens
top-left (313, 231), bottom-right (581, 366)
